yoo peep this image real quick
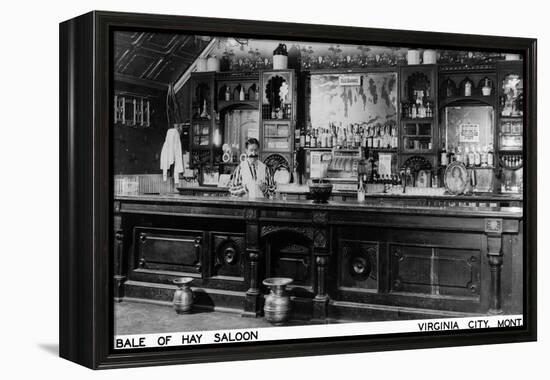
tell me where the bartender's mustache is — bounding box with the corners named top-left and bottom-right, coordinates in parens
top-left (247, 154), bottom-right (259, 158)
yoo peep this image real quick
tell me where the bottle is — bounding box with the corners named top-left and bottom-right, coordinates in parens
top-left (467, 145), bottom-right (475, 167)
top-left (411, 102), bottom-right (417, 118)
top-left (481, 145), bottom-right (488, 167)
top-left (239, 85), bottom-right (245, 101)
top-left (358, 176), bottom-right (366, 201)
top-left (300, 129), bottom-right (306, 148)
top-left (418, 92), bottom-right (426, 118)
top-left (450, 145), bottom-right (456, 163)
top-left (225, 86), bottom-right (231, 101)
top-left (455, 145), bottom-right (463, 163)
top-left (487, 144), bottom-right (494, 167)
top-left (464, 78), bottom-right (473, 96)
top-left (440, 143), bottom-right (448, 166)
top-left (311, 128), bottom-right (317, 148)
top-left (305, 129), bottom-right (311, 147)
top-left (295, 127), bottom-right (301, 148)
top-left (474, 145), bottom-right (481, 167)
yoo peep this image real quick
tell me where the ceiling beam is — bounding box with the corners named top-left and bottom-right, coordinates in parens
top-left (115, 73), bottom-right (168, 91)
top-left (174, 38), bottom-right (219, 93)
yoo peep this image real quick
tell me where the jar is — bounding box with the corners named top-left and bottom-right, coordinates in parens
top-left (206, 56), bottom-right (220, 72)
top-left (407, 49), bottom-right (420, 65)
top-left (423, 49), bottom-right (437, 64)
top-left (196, 57), bottom-right (208, 72)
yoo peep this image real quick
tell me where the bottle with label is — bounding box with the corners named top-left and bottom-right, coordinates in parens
top-left (440, 143), bottom-right (448, 166)
top-left (225, 86), bottom-right (231, 101)
top-left (487, 144), bottom-right (494, 167)
top-left (455, 145), bottom-right (463, 163)
top-left (295, 127), bottom-right (301, 148)
top-left (239, 85), bottom-right (245, 101)
top-left (463, 77), bottom-right (473, 97)
top-left (311, 129), bottom-right (317, 148)
top-left (305, 130), bottom-right (311, 147)
top-left (467, 145), bottom-right (475, 167)
top-left (480, 145), bottom-right (488, 167)
top-left (474, 145), bottom-right (481, 167)
top-left (299, 129), bottom-right (306, 148)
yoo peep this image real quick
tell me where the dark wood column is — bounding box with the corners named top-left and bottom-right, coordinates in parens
top-left (113, 201), bottom-right (126, 302)
top-left (243, 207), bottom-right (261, 317)
top-left (485, 218), bottom-right (504, 315)
top-left (312, 211), bottom-right (330, 322)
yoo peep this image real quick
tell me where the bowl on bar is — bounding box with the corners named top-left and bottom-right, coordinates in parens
top-left (308, 179), bottom-right (333, 203)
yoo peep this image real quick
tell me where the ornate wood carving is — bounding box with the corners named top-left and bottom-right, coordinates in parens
top-left (315, 256), bottom-right (329, 300)
top-left (340, 241), bottom-right (379, 290)
top-left (244, 208), bottom-right (259, 221)
top-left (113, 215), bottom-right (126, 302)
top-left (213, 234), bottom-right (245, 277)
top-left (487, 232), bottom-right (504, 314)
top-left (312, 211), bottom-right (328, 225)
top-left (261, 225), bottom-right (314, 240)
top-left (247, 250), bottom-right (260, 295)
top-left (313, 230), bottom-right (327, 248)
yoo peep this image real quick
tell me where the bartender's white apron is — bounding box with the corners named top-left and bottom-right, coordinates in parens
top-left (241, 161), bottom-right (265, 199)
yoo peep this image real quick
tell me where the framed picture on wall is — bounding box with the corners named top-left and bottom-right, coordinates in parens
top-left (59, 11), bottom-right (537, 369)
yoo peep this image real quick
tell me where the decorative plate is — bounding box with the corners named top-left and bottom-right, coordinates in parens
top-left (274, 167), bottom-right (291, 185)
top-left (444, 161), bottom-right (469, 195)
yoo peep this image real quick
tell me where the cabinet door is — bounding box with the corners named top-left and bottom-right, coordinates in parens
top-left (390, 243), bottom-right (480, 298)
top-left (263, 121), bottom-right (291, 151)
top-left (133, 227), bottom-right (204, 275)
top-left (497, 61), bottom-right (524, 193)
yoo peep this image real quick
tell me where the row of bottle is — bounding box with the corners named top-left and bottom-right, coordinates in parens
top-left (402, 91), bottom-right (434, 119)
top-left (501, 154), bottom-right (523, 168)
top-left (296, 122), bottom-right (398, 149)
top-left (223, 84), bottom-right (259, 102)
top-left (440, 144), bottom-right (494, 168)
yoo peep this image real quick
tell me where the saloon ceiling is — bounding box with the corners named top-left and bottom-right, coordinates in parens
top-left (114, 31), bottom-right (210, 90)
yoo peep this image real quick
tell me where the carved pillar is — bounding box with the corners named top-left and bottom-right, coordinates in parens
top-left (312, 212), bottom-right (330, 322)
top-left (113, 202), bottom-right (126, 302)
top-left (243, 208), bottom-right (261, 317)
top-left (485, 218), bottom-right (504, 315)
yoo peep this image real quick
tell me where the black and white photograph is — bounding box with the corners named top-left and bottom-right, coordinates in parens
top-left (0, 0), bottom-right (535, 376)
top-left (111, 29), bottom-right (527, 349)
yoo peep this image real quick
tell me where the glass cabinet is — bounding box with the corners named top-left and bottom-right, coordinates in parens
top-left (400, 65), bottom-right (437, 156)
top-left (189, 72), bottom-right (221, 169)
top-left (259, 69), bottom-right (296, 171)
top-left (497, 60), bottom-right (523, 193)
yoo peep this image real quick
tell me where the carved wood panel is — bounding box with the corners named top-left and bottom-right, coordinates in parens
top-left (133, 227), bottom-right (204, 274)
top-left (211, 233), bottom-right (245, 278)
top-left (339, 240), bottom-right (379, 291)
top-left (390, 244), bottom-right (480, 297)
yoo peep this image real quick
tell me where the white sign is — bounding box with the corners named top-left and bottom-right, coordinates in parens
top-left (114, 314), bottom-right (523, 350)
top-left (459, 123), bottom-right (480, 143)
top-left (339, 75), bottom-right (361, 86)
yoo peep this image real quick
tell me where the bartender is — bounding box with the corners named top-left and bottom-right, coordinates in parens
top-left (229, 138), bottom-right (276, 199)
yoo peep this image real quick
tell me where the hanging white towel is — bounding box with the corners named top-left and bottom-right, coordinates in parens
top-left (160, 127), bottom-right (184, 184)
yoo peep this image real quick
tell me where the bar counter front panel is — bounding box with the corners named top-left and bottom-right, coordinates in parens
top-left (113, 194), bottom-right (522, 321)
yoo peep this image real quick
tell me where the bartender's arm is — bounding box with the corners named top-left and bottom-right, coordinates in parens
top-left (260, 167), bottom-right (276, 199)
top-left (228, 165), bottom-right (247, 197)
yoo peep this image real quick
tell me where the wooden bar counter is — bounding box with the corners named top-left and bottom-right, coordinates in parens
top-left (113, 194), bottom-right (523, 322)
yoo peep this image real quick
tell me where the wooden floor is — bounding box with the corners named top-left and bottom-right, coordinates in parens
top-left (114, 300), bottom-right (323, 335)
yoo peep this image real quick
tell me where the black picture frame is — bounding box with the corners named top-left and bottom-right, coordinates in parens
top-left (59, 10), bottom-right (537, 369)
